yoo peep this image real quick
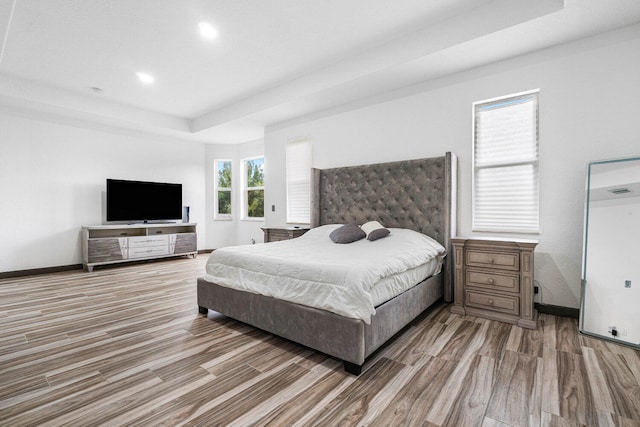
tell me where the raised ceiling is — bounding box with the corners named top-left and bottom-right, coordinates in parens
top-left (1, 0), bottom-right (640, 144)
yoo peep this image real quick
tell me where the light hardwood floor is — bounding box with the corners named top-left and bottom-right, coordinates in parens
top-left (1, 256), bottom-right (639, 426)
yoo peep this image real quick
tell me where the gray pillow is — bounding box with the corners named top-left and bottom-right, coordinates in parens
top-left (329, 224), bottom-right (366, 244)
top-left (368, 227), bottom-right (390, 241)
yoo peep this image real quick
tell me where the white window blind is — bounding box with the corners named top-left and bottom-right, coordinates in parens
top-left (286, 139), bottom-right (312, 224)
top-left (473, 91), bottom-right (539, 233)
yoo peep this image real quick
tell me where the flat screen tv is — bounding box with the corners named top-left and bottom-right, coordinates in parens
top-left (106, 179), bottom-right (182, 223)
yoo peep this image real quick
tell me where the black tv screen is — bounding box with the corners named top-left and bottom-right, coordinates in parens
top-left (107, 179), bottom-right (182, 222)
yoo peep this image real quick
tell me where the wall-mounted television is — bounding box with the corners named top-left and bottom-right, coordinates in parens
top-left (106, 179), bottom-right (182, 223)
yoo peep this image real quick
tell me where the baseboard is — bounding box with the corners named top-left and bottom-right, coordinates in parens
top-left (535, 303), bottom-right (579, 319)
top-left (0, 264), bottom-right (84, 279)
top-left (1, 251), bottom-right (214, 280)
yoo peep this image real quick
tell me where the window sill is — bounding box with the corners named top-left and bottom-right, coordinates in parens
top-left (213, 217), bottom-right (233, 222)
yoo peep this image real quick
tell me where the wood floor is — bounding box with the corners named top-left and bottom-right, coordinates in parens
top-left (1, 256), bottom-right (639, 426)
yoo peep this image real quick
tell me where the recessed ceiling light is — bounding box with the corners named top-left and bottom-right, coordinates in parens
top-left (136, 72), bottom-right (155, 84)
top-left (198, 22), bottom-right (218, 40)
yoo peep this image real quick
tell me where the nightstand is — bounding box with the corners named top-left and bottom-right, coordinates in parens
top-left (450, 237), bottom-right (538, 329)
top-left (262, 226), bottom-right (310, 243)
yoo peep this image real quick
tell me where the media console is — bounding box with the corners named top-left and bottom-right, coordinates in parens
top-left (82, 223), bottom-right (197, 272)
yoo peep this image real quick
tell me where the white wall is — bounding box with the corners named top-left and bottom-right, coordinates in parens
top-left (205, 143), bottom-right (237, 249)
top-left (236, 140), bottom-right (266, 246)
top-left (205, 139), bottom-right (265, 250)
top-left (0, 113), bottom-right (206, 272)
top-left (264, 24), bottom-right (640, 309)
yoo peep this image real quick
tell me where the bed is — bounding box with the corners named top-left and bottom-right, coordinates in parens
top-left (197, 152), bottom-right (457, 374)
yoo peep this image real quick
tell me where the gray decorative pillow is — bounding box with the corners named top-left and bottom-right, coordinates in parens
top-left (368, 227), bottom-right (390, 241)
top-left (329, 224), bottom-right (366, 244)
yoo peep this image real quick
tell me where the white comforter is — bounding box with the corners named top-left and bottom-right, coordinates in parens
top-left (204, 224), bottom-right (446, 324)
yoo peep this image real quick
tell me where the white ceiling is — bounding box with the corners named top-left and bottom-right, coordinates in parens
top-left (1, 0), bottom-right (640, 144)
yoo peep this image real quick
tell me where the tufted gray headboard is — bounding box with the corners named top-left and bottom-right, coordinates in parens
top-left (310, 152), bottom-right (457, 301)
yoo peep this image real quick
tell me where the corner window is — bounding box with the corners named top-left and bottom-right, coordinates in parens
top-left (286, 139), bottom-right (312, 224)
top-left (473, 90), bottom-right (539, 233)
top-left (242, 157), bottom-right (264, 219)
top-left (214, 159), bottom-right (232, 220)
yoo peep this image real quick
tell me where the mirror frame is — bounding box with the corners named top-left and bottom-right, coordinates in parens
top-left (579, 155), bottom-right (640, 349)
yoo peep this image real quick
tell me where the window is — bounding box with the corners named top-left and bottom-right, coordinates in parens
top-left (473, 90), bottom-right (539, 233)
top-left (286, 139), bottom-right (312, 224)
top-left (243, 157), bottom-right (264, 219)
top-left (214, 159), bottom-right (232, 219)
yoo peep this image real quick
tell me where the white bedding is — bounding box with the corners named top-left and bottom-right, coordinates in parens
top-left (204, 224), bottom-right (446, 324)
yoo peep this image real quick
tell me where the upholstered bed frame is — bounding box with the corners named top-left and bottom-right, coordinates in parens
top-left (197, 152), bottom-right (457, 374)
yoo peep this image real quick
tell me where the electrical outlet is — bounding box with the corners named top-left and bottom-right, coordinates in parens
top-left (625, 280), bottom-right (631, 288)
top-left (622, 329), bottom-right (628, 337)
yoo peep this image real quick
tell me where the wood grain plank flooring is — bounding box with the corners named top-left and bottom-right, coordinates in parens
top-left (1, 256), bottom-right (639, 426)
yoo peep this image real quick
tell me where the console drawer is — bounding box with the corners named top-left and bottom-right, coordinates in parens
top-left (87, 238), bottom-right (127, 263)
top-left (129, 245), bottom-right (170, 258)
top-left (465, 290), bottom-right (519, 315)
top-left (173, 233), bottom-right (197, 254)
top-left (128, 235), bottom-right (169, 248)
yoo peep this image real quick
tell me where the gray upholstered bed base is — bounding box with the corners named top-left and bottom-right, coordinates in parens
top-left (197, 273), bottom-right (442, 375)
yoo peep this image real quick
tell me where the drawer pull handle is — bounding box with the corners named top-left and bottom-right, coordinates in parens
top-left (488, 258), bottom-right (494, 263)
top-left (488, 299), bottom-right (494, 305)
top-left (487, 278), bottom-right (495, 284)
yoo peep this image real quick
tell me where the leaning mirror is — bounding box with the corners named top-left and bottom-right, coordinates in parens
top-left (580, 156), bottom-right (640, 348)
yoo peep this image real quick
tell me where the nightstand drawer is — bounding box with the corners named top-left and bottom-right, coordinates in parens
top-left (262, 227), bottom-right (310, 243)
top-left (466, 270), bottom-right (519, 293)
top-left (267, 232), bottom-right (292, 242)
top-left (466, 250), bottom-right (519, 271)
top-left (465, 290), bottom-right (519, 315)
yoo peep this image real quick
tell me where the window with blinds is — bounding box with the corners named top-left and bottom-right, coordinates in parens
top-left (286, 139), bottom-right (312, 224)
top-left (473, 90), bottom-right (539, 233)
